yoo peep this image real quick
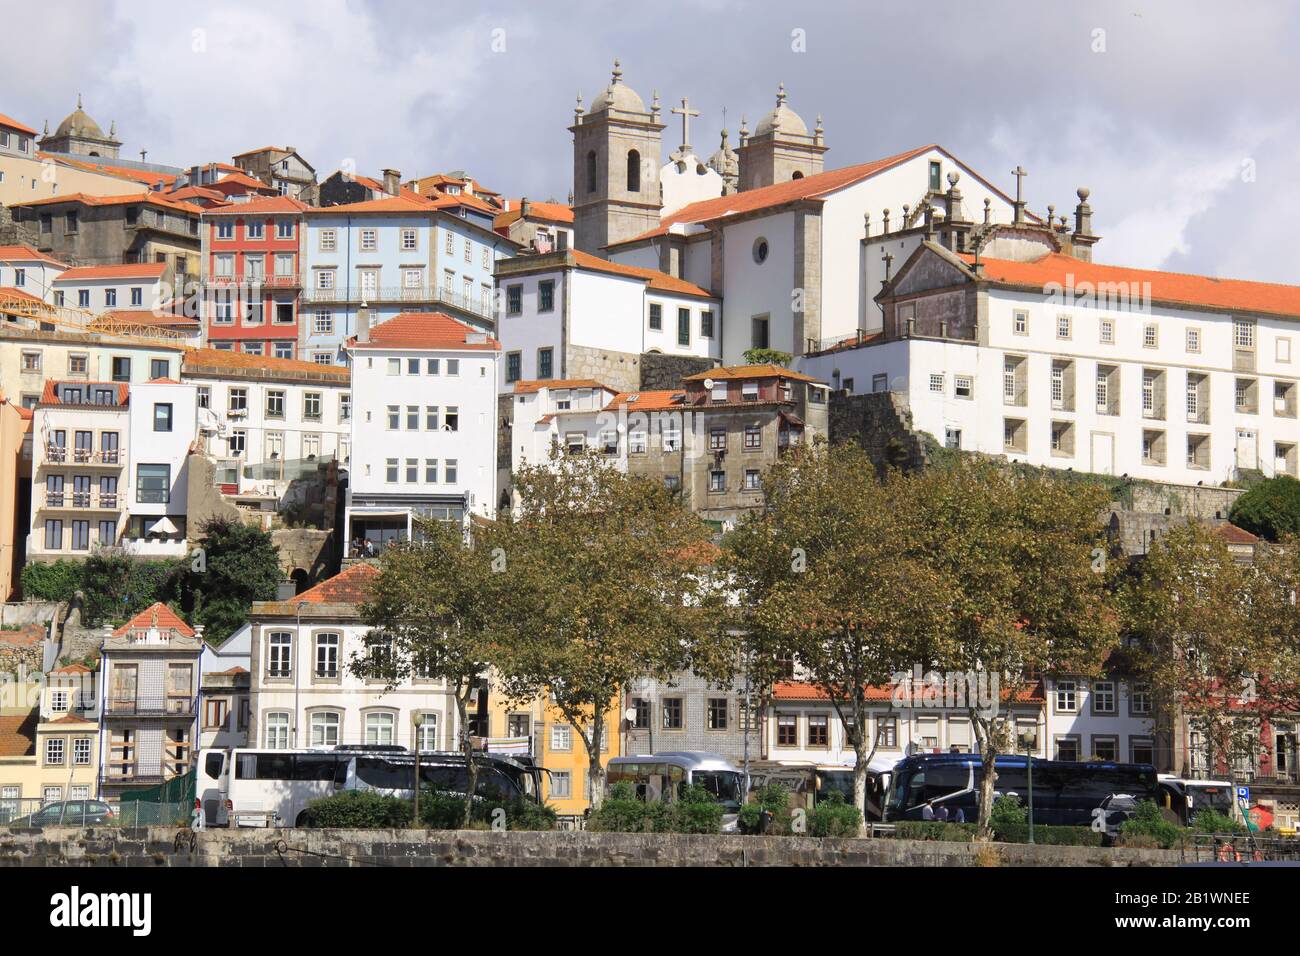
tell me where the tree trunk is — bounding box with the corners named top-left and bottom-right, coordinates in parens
top-left (973, 711), bottom-right (999, 839)
top-left (457, 688), bottom-right (478, 829)
top-left (586, 712), bottom-right (607, 810)
top-left (852, 727), bottom-right (869, 837)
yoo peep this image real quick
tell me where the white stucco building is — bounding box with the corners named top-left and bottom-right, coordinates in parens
top-left (344, 310), bottom-right (500, 552)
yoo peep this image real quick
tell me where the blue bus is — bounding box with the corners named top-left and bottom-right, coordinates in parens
top-left (883, 753), bottom-right (1158, 829)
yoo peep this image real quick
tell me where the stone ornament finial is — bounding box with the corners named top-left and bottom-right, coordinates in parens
top-left (947, 170), bottom-right (960, 187)
top-left (611, 59), bottom-right (623, 84)
top-left (776, 82), bottom-right (787, 107)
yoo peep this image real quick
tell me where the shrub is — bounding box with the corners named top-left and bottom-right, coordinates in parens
top-left (1117, 799), bottom-right (1183, 849)
top-left (587, 781), bottom-right (648, 833)
top-left (587, 781), bottom-right (723, 834)
top-left (1228, 475), bottom-right (1300, 541)
top-left (896, 821), bottom-right (977, 842)
top-left (994, 823), bottom-right (1105, 846)
top-left (806, 790), bottom-right (861, 837)
top-left (20, 561), bottom-right (82, 602)
top-left (1192, 808), bottom-right (1246, 834)
top-left (671, 784), bottom-right (724, 834)
top-left (743, 347), bottom-right (793, 367)
top-left (740, 783), bottom-right (793, 835)
top-left (302, 790), bottom-right (413, 829)
top-left (989, 794), bottom-right (1028, 830)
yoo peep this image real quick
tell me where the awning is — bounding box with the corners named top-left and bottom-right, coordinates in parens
top-left (147, 516), bottom-right (178, 536)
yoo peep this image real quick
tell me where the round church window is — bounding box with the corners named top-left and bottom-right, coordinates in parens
top-left (753, 238), bottom-right (769, 264)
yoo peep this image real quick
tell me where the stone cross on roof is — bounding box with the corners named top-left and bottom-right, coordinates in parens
top-left (672, 97), bottom-right (700, 155)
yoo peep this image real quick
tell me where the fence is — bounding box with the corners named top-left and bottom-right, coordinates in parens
top-left (1180, 831), bottom-right (1300, 863)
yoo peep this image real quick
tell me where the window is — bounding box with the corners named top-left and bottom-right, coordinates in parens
top-left (537, 348), bottom-right (553, 380)
top-left (550, 771), bottom-right (572, 800)
top-left (1054, 736), bottom-right (1081, 762)
top-left (1187, 433), bottom-right (1211, 469)
top-left (550, 724), bottom-right (572, 752)
top-left (360, 229), bottom-right (377, 251)
top-left (677, 308), bottom-right (690, 347)
top-left (1050, 421), bottom-right (1073, 457)
top-left (385, 459), bottom-right (398, 483)
top-left (1236, 377), bottom-right (1258, 414)
top-left (444, 459), bottom-right (458, 483)
top-left (316, 269), bottom-right (336, 290)
top-left (1094, 737), bottom-right (1118, 762)
top-left (808, 714), bottom-right (829, 748)
top-left (135, 464), bottom-right (170, 504)
top-left (1099, 318), bottom-right (1114, 344)
top-left (315, 633), bottom-right (339, 678)
top-left (1055, 680), bottom-right (1077, 713)
top-left (706, 698), bottom-right (728, 731)
top-left (405, 405), bottom-right (420, 430)
top-left (310, 712), bottom-right (340, 748)
top-left (752, 315), bottom-right (769, 350)
top-left (709, 470), bottom-right (726, 493)
top-left (153, 403), bottom-right (172, 432)
top-left (73, 737), bottom-right (92, 766)
top-left (776, 715), bottom-right (797, 747)
top-left (649, 303), bottom-right (662, 331)
top-left (1013, 310), bottom-right (1028, 335)
top-left (954, 375), bottom-right (973, 399)
top-left (1003, 360), bottom-right (1017, 402)
top-left (70, 520), bottom-right (89, 551)
top-left (424, 459), bottom-right (438, 483)
top-left (1130, 738), bottom-right (1154, 765)
top-left (928, 160), bottom-right (942, 191)
top-left (1234, 318), bottom-right (1256, 348)
top-left (46, 738), bottom-right (65, 765)
top-left (1092, 681), bottom-right (1116, 714)
top-left (662, 698), bottom-right (683, 730)
top-left (1130, 683), bottom-right (1152, 715)
top-left (744, 469), bottom-right (761, 491)
top-left (405, 459), bottom-right (419, 483)
top-left (701, 310), bottom-right (714, 338)
top-left (929, 373), bottom-right (944, 394)
top-left (1003, 418), bottom-right (1026, 453)
top-left (1057, 314), bottom-right (1071, 339)
top-left (506, 352), bottom-right (521, 382)
top-left (1143, 324), bottom-right (1158, 348)
top-left (877, 717), bottom-right (898, 749)
top-left (245, 220), bottom-right (264, 240)
top-left (365, 713), bottom-right (396, 745)
top-left (631, 698), bottom-right (651, 729)
top-left (744, 425), bottom-right (761, 449)
top-left (945, 428), bottom-right (962, 450)
top-left (506, 285), bottom-right (522, 315)
top-left (626, 149), bottom-right (641, 191)
top-left (709, 428), bottom-right (727, 451)
top-left (400, 227), bottom-right (417, 251)
top-left (539, 280), bottom-right (554, 312)
top-left (444, 407), bottom-right (459, 431)
top-left (268, 632), bottom-right (293, 678)
top-left (44, 519), bottom-right (62, 550)
top-left (266, 390), bottom-right (285, 419)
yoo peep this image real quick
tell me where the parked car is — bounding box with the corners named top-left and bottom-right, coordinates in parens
top-left (5, 800), bottom-right (116, 827)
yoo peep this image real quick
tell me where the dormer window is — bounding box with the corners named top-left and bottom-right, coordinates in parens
top-left (711, 381), bottom-right (728, 402)
top-left (742, 381), bottom-right (759, 401)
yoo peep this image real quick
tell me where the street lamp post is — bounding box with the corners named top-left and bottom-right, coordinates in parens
top-left (412, 712), bottom-right (424, 827)
top-left (1019, 730), bottom-right (1037, 844)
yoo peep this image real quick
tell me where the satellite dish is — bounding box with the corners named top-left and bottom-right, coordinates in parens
top-left (703, 378), bottom-right (715, 390)
top-left (624, 707), bottom-right (638, 723)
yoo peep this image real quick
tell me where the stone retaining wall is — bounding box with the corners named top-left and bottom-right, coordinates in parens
top-left (0, 826), bottom-right (1182, 867)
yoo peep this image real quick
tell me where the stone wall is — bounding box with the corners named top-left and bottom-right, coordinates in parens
top-left (0, 602), bottom-right (60, 628)
top-left (638, 352), bottom-right (716, 391)
top-left (0, 826), bottom-right (1182, 868)
top-left (270, 528), bottom-right (334, 586)
top-left (828, 391), bottom-right (930, 472)
top-left (0, 204), bottom-right (36, 247)
top-left (566, 344), bottom-right (641, 392)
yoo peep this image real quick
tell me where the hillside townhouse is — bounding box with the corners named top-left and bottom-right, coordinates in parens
top-left (199, 195), bottom-right (309, 359)
top-left (0, 395), bottom-right (31, 600)
top-left (197, 625), bottom-right (251, 751)
top-left (495, 249), bottom-right (721, 393)
top-left (344, 311), bottom-right (500, 553)
top-left (231, 146), bottom-right (316, 198)
top-left (181, 347), bottom-right (351, 494)
top-left (0, 669), bottom-right (100, 817)
top-left (27, 378), bottom-right (196, 561)
top-left (51, 261), bottom-right (167, 314)
top-left (493, 198), bottom-right (574, 253)
top-left (10, 192), bottom-right (202, 285)
top-left (98, 603), bottom-right (203, 800)
top-left (802, 222), bottom-right (1300, 487)
top-left (300, 193), bottom-right (513, 364)
top-left (623, 671), bottom-right (761, 768)
top-left (246, 564), bottom-right (458, 776)
top-left (0, 326), bottom-right (186, 410)
top-left (0, 244), bottom-right (68, 303)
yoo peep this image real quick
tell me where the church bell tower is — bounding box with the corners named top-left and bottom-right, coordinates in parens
top-left (570, 61), bottom-right (665, 256)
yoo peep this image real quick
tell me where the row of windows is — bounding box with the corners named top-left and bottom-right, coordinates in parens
top-left (505, 348), bottom-right (552, 382)
top-left (385, 405), bottom-right (458, 431)
top-left (1010, 312), bottom-right (1275, 358)
top-left (197, 386), bottom-right (349, 420)
top-left (647, 303), bottom-right (715, 345)
top-left (1054, 735), bottom-right (1156, 765)
top-left (42, 518), bottom-right (118, 551)
top-left (19, 353), bottom-right (172, 381)
top-left (261, 710), bottom-right (442, 750)
top-left (222, 430), bottom-right (344, 462)
top-left (1052, 680), bottom-right (1151, 715)
top-left (627, 696), bottom-right (751, 732)
top-left (51, 286), bottom-right (147, 309)
top-left (303, 226), bottom-right (494, 268)
top-left (208, 293), bottom-right (296, 325)
top-left (206, 340), bottom-right (298, 359)
top-left (384, 458), bottom-right (460, 484)
top-left (213, 220), bottom-right (297, 241)
top-left (42, 737), bottom-right (94, 767)
top-left (385, 357), bottom-right (461, 376)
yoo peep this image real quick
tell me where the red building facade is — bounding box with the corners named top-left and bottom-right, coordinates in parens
top-left (201, 195), bottom-right (307, 359)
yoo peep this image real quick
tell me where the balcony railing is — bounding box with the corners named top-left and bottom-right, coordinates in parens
top-left (300, 284), bottom-right (495, 319)
top-left (206, 273), bottom-right (302, 289)
top-left (39, 490), bottom-right (123, 511)
top-left (43, 445), bottom-right (124, 467)
top-left (105, 696), bottom-right (195, 718)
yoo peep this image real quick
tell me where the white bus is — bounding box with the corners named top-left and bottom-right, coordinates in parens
top-left (197, 746), bottom-right (543, 827)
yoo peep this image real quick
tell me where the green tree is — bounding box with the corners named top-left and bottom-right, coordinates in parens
top-left (1228, 475), bottom-right (1300, 542)
top-left (1122, 524), bottom-right (1300, 782)
top-left (352, 518), bottom-right (499, 828)
top-left (186, 517), bottom-right (281, 643)
top-left (485, 452), bottom-right (725, 809)
top-left (742, 348), bottom-right (793, 367)
top-left (726, 442), bottom-right (951, 831)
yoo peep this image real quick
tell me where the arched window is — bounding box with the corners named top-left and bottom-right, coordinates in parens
top-left (586, 151), bottom-right (597, 194)
top-left (791, 170), bottom-right (804, 180)
top-left (627, 149), bottom-right (641, 192)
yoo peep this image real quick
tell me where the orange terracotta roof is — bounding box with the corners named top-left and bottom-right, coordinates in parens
top-left (50, 663), bottom-right (91, 675)
top-left (12, 191), bottom-right (202, 214)
top-left (602, 389), bottom-right (685, 412)
top-left (305, 194), bottom-right (436, 215)
top-left (209, 666), bottom-right (249, 676)
top-left (959, 251), bottom-right (1300, 320)
top-left (352, 174), bottom-right (426, 202)
top-left (44, 713), bottom-right (97, 726)
top-left (48, 156), bottom-right (178, 189)
top-left (294, 563), bottom-right (378, 605)
top-left (0, 244), bottom-right (69, 267)
top-left (495, 200), bottom-right (574, 230)
top-left (513, 379), bottom-right (613, 394)
top-left (7, 401), bottom-right (34, 420)
top-left (232, 145), bottom-right (297, 159)
top-left (1213, 523), bottom-right (1259, 545)
top-left (163, 185), bottom-right (228, 204)
top-left (566, 249), bottom-right (713, 298)
top-left (182, 347), bottom-right (349, 381)
top-left (0, 286), bottom-right (48, 307)
top-left (202, 194), bottom-right (310, 216)
top-left (428, 192), bottom-right (500, 216)
top-left (0, 623), bottom-right (45, 647)
top-left (0, 710), bottom-right (37, 758)
top-left (352, 311), bottom-right (501, 351)
top-left (0, 112), bottom-right (37, 135)
top-left (212, 171), bottom-right (277, 193)
top-left (95, 310), bottom-right (199, 330)
top-left (55, 262), bottom-right (166, 282)
top-left (112, 602), bottom-right (194, 637)
top-left (614, 144), bottom-right (938, 246)
top-left (681, 363), bottom-right (818, 383)
top-left (40, 380), bottom-right (129, 406)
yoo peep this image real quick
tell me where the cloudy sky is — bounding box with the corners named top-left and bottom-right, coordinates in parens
top-left (5, 0), bottom-right (1295, 282)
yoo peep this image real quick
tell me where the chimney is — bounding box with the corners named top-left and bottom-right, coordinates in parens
top-left (382, 169), bottom-right (400, 197)
top-left (520, 196), bottom-right (531, 218)
top-left (358, 307), bottom-right (372, 344)
top-left (275, 581), bottom-right (296, 601)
